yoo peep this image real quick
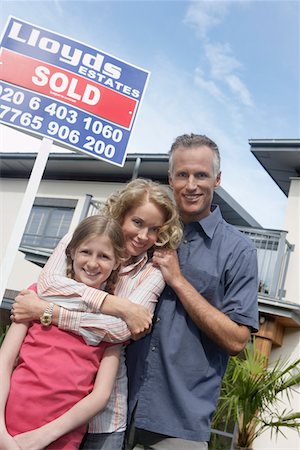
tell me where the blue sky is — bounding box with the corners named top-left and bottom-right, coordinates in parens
top-left (1, 0), bottom-right (299, 229)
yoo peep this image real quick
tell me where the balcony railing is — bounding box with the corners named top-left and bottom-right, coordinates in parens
top-left (81, 195), bottom-right (294, 303)
top-left (238, 227), bottom-right (294, 301)
top-left (79, 194), bottom-right (105, 222)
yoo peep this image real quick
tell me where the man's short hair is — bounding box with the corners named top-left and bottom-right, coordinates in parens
top-left (169, 133), bottom-right (221, 176)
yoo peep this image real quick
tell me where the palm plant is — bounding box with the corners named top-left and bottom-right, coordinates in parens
top-left (212, 342), bottom-right (300, 449)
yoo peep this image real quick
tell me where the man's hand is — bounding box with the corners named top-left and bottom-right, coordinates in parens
top-left (12, 290), bottom-right (48, 323)
top-left (152, 249), bottom-right (181, 287)
top-left (122, 303), bottom-right (153, 340)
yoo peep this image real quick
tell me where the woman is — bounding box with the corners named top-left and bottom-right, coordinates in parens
top-left (11, 178), bottom-right (183, 450)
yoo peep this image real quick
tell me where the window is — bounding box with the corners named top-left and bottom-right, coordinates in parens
top-left (21, 198), bottom-right (76, 251)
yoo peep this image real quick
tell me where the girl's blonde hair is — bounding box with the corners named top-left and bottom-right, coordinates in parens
top-left (102, 178), bottom-right (183, 251)
top-left (65, 215), bottom-right (125, 292)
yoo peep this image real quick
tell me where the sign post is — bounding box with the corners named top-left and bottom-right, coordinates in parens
top-left (0, 138), bottom-right (52, 304)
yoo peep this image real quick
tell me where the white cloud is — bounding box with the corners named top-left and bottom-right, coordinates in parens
top-left (225, 74), bottom-right (254, 107)
top-left (127, 56), bottom-right (224, 155)
top-left (204, 41), bottom-right (241, 78)
top-left (203, 42), bottom-right (254, 107)
top-left (185, 2), bottom-right (254, 108)
top-left (54, 0), bottom-right (64, 19)
top-left (184, 1), bottom-right (230, 39)
top-left (194, 68), bottom-right (226, 103)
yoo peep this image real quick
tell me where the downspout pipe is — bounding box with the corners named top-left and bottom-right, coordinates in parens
top-left (131, 157), bottom-right (142, 180)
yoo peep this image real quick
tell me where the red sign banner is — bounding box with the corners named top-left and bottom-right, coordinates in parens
top-left (1, 48), bottom-right (137, 128)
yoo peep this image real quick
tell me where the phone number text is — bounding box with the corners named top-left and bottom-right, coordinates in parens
top-left (0, 82), bottom-right (130, 165)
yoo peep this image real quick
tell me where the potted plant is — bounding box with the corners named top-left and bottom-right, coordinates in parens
top-left (212, 342), bottom-right (300, 449)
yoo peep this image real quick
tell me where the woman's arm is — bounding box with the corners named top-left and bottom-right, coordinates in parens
top-left (13, 264), bottom-right (165, 343)
top-left (0, 322), bottom-right (28, 449)
top-left (12, 292), bottom-right (153, 344)
top-left (13, 345), bottom-right (122, 450)
top-left (38, 233), bottom-right (160, 320)
top-left (13, 288), bottom-right (153, 342)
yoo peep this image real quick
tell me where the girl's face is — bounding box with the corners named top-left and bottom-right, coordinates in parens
top-left (71, 235), bottom-right (119, 288)
top-left (122, 200), bottom-right (165, 257)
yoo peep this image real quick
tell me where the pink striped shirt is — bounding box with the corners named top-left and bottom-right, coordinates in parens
top-left (37, 233), bottom-right (165, 432)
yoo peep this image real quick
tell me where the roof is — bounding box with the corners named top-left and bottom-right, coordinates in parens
top-left (258, 295), bottom-right (300, 328)
top-left (249, 139), bottom-right (300, 196)
top-left (0, 152), bottom-right (261, 228)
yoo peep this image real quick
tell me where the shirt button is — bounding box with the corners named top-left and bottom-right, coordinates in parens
top-left (151, 346), bottom-right (156, 351)
top-left (156, 317), bottom-right (161, 323)
top-left (183, 239), bottom-right (188, 244)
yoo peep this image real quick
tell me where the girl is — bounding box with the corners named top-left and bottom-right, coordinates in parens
top-left (10, 178), bottom-right (183, 450)
top-left (0, 215), bottom-right (126, 450)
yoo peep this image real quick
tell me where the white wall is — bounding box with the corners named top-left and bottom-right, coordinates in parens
top-left (1, 176), bottom-right (125, 293)
top-left (0, 179), bottom-right (28, 261)
top-left (7, 252), bottom-right (42, 291)
top-left (254, 177), bottom-right (300, 450)
top-left (283, 178), bottom-right (300, 304)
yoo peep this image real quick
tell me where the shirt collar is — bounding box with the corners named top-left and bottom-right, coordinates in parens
top-left (183, 204), bottom-right (222, 240)
top-left (198, 204), bottom-right (222, 239)
top-left (119, 252), bottom-right (149, 276)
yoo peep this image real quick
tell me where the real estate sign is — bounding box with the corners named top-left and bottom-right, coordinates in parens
top-left (0, 17), bottom-right (150, 166)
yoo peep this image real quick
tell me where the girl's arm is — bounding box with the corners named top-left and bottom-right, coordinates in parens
top-left (13, 345), bottom-right (122, 450)
top-left (0, 322), bottom-right (28, 449)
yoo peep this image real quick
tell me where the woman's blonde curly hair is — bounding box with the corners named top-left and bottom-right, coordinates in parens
top-left (102, 178), bottom-right (183, 252)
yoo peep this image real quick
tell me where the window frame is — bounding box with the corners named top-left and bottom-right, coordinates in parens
top-left (20, 197), bottom-right (77, 266)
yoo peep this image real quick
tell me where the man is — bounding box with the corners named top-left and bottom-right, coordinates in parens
top-left (125, 133), bottom-right (258, 449)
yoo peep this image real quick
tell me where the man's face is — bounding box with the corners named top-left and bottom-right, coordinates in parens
top-left (169, 145), bottom-right (221, 223)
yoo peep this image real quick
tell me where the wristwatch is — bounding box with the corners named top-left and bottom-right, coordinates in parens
top-left (40, 302), bottom-right (54, 326)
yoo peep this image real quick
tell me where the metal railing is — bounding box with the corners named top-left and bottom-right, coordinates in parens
top-left (79, 195), bottom-right (104, 222)
top-left (238, 227), bottom-right (294, 301)
top-left (86, 198), bottom-right (104, 217)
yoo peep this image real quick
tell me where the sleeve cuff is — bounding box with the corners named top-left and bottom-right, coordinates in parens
top-left (58, 308), bottom-right (82, 332)
top-left (82, 288), bottom-right (108, 313)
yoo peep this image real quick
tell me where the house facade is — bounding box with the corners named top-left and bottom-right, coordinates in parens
top-left (249, 139), bottom-right (300, 450)
top-left (0, 141), bottom-right (299, 449)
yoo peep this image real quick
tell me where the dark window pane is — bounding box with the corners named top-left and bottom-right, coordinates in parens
top-left (21, 205), bottom-right (74, 250)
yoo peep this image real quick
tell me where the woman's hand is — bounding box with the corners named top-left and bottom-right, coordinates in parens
top-left (11, 290), bottom-right (47, 323)
top-left (122, 303), bottom-right (153, 340)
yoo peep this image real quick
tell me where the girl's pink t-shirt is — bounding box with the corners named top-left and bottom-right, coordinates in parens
top-left (6, 284), bottom-right (112, 449)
